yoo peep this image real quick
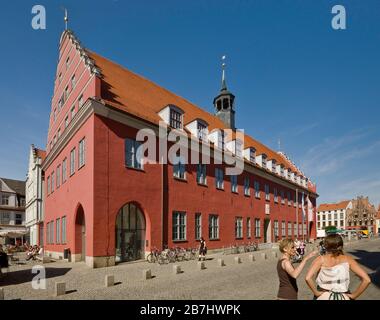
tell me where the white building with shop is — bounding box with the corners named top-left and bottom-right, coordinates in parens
top-left (317, 200), bottom-right (352, 231)
top-left (0, 177), bottom-right (27, 245)
top-left (25, 145), bottom-right (46, 245)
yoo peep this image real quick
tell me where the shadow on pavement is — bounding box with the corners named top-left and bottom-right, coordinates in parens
top-left (348, 249), bottom-right (380, 289)
top-left (0, 267), bottom-right (72, 287)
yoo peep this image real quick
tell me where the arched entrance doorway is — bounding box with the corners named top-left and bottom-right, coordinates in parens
top-left (75, 205), bottom-right (86, 262)
top-left (115, 203), bottom-right (146, 263)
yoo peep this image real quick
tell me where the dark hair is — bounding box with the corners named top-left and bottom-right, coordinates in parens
top-left (324, 234), bottom-right (344, 257)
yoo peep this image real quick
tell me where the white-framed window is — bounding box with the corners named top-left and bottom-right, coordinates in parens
top-left (47, 176), bottom-right (51, 195)
top-left (265, 184), bottom-right (270, 201)
top-left (58, 72), bottom-right (62, 84)
top-left (209, 214), bottom-right (219, 240)
top-left (235, 140), bottom-right (243, 158)
top-left (215, 168), bottom-right (224, 189)
top-left (53, 135), bottom-right (57, 145)
top-left (56, 218), bottom-right (60, 244)
top-left (195, 213), bottom-right (201, 240)
top-left (255, 218), bottom-right (261, 238)
top-left (58, 128), bottom-right (61, 139)
top-left (64, 86), bottom-right (69, 103)
top-left (247, 217), bottom-right (251, 238)
top-left (197, 122), bottom-right (207, 141)
top-left (58, 95), bottom-right (64, 110)
top-left (70, 105), bottom-right (75, 120)
top-left (274, 220), bottom-right (279, 238)
top-left (51, 171), bottom-right (55, 193)
top-left (218, 131), bottom-right (225, 150)
top-left (294, 222), bottom-right (297, 237)
top-left (78, 138), bottom-right (86, 168)
top-left (56, 165), bottom-right (61, 188)
top-left (169, 108), bottom-right (182, 129)
top-left (50, 221), bottom-right (54, 244)
top-left (46, 222), bottom-right (50, 244)
top-left (249, 148), bottom-right (256, 163)
top-left (173, 156), bottom-right (186, 179)
top-left (62, 158), bottom-right (67, 183)
top-left (281, 221), bottom-right (286, 237)
top-left (254, 181), bottom-right (260, 198)
top-left (235, 217), bottom-right (243, 239)
top-left (66, 56), bottom-right (70, 69)
top-left (231, 175), bottom-right (238, 193)
top-left (288, 221), bottom-right (292, 237)
top-left (78, 95), bottom-right (84, 109)
top-left (1, 193), bottom-right (9, 205)
top-left (274, 188), bottom-right (278, 203)
top-left (62, 216), bottom-right (67, 244)
top-left (244, 177), bottom-right (250, 196)
top-left (70, 148), bottom-right (76, 176)
top-left (71, 75), bottom-right (76, 89)
top-left (281, 190), bottom-right (285, 204)
top-left (196, 164), bottom-right (207, 185)
top-left (0, 212), bottom-right (10, 224)
top-left (65, 115), bottom-right (69, 128)
top-left (125, 138), bottom-right (143, 170)
top-left (172, 211), bottom-right (186, 241)
top-left (262, 156), bottom-right (267, 169)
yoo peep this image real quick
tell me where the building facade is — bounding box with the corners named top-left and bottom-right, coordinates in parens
top-left (317, 200), bottom-right (352, 231)
top-left (0, 178), bottom-right (27, 245)
top-left (375, 205), bottom-right (380, 235)
top-left (42, 30), bottom-right (318, 268)
top-left (346, 196), bottom-right (377, 233)
top-left (25, 145), bottom-right (46, 246)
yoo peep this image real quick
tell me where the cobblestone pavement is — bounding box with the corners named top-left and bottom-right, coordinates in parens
top-left (1, 238), bottom-right (379, 300)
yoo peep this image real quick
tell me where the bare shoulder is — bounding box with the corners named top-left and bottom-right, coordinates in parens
top-left (343, 254), bottom-right (356, 264)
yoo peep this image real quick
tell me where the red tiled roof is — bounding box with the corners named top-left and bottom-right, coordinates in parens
top-left (317, 200), bottom-right (351, 212)
top-left (86, 50), bottom-right (311, 187)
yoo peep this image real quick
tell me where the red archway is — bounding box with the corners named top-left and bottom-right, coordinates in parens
top-left (75, 204), bottom-right (86, 261)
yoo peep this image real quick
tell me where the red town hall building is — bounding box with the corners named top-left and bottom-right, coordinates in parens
top-left (42, 30), bottom-right (318, 267)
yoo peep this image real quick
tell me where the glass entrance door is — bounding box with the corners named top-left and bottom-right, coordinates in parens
top-left (116, 203), bottom-right (146, 263)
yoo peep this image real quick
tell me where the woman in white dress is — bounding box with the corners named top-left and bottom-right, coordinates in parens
top-left (305, 234), bottom-right (371, 300)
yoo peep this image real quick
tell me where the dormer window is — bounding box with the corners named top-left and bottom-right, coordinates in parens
top-left (170, 108), bottom-right (182, 129)
top-left (271, 160), bottom-right (276, 172)
top-left (197, 122), bottom-right (207, 141)
top-left (287, 170), bottom-right (292, 180)
top-left (250, 148), bottom-right (256, 163)
top-left (262, 155), bottom-right (267, 169)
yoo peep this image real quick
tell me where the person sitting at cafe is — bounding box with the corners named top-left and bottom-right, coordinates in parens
top-left (0, 244), bottom-right (9, 268)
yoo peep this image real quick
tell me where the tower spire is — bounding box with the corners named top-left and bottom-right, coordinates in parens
top-left (221, 55), bottom-right (227, 91)
top-left (63, 7), bottom-right (68, 30)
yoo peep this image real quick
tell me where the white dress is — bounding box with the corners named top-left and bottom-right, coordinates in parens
top-left (316, 260), bottom-right (350, 300)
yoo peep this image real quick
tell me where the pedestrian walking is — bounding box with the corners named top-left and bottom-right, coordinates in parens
top-left (305, 233), bottom-right (371, 300)
top-left (277, 239), bottom-right (318, 300)
top-left (198, 237), bottom-right (207, 261)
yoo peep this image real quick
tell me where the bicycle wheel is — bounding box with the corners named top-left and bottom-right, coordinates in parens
top-left (147, 253), bottom-right (154, 263)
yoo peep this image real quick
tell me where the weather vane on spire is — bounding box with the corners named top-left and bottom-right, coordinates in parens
top-left (62, 7), bottom-right (68, 30)
top-left (221, 55), bottom-right (227, 91)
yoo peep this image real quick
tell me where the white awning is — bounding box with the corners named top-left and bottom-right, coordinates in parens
top-left (0, 228), bottom-right (28, 237)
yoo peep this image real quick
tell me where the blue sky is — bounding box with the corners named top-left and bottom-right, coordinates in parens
top-left (0, 0), bottom-right (379, 207)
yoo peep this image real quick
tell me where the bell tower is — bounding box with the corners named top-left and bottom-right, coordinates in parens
top-left (213, 56), bottom-right (235, 130)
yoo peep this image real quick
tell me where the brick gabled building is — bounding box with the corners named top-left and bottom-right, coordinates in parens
top-left (42, 30), bottom-right (318, 268)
